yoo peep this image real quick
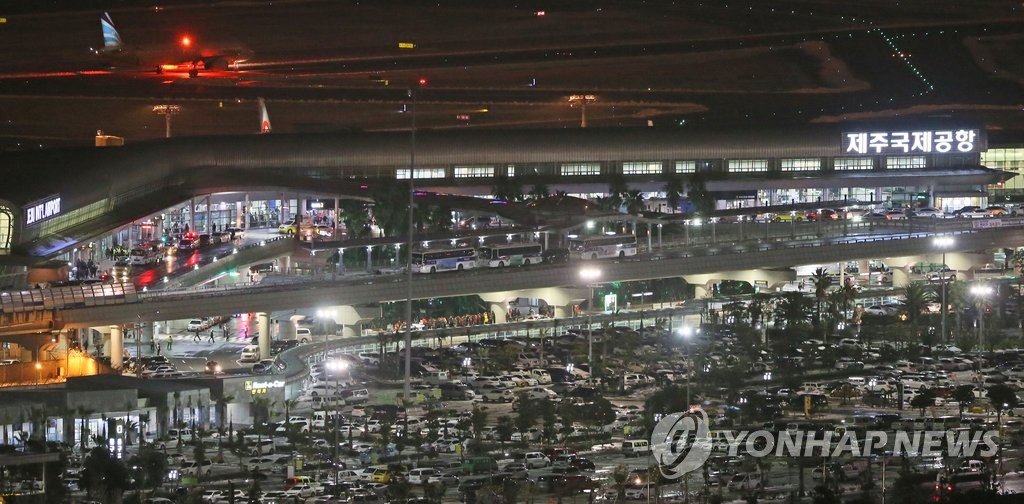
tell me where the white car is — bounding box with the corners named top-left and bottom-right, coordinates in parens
top-left (912, 207), bottom-right (945, 218)
top-left (479, 388), bottom-right (514, 403)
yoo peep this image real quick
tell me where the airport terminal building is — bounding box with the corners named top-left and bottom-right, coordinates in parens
top-left (0, 121), bottom-right (1017, 258)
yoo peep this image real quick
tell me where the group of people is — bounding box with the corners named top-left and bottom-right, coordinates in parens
top-left (387, 310), bottom-right (498, 332)
top-left (506, 304), bottom-right (554, 321)
top-left (71, 259), bottom-right (100, 280)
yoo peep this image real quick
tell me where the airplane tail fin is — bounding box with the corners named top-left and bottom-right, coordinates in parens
top-left (101, 12), bottom-right (122, 50)
top-left (258, 97), bottom-right (272, 134)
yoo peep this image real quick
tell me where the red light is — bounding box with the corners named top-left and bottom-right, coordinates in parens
top-left (418, 77), bottom-right (428, 86)
top-left (536, 10), bottom-right (546, 16)
top-left (180, 35), bottom-right (192, 47)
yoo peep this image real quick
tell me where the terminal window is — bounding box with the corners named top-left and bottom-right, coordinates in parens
top-left (396, 168), bottom-right (446, 179)
top-left (834, 158), bottom-right (874, 171)
top-left (728, 159), bottom-right (769, 173)
top-left (885, 156), bottom-right (926, 170)
top-left (453, 166), bottom-right (495, 178)
top-left (560, 163), bottom-right (602, 176)
top-left (622, 161), bottom-right (663, 175)
top-left (675, 161), bottom-right (696, 174)
top-left (781, 158), bottom-right (821, 172)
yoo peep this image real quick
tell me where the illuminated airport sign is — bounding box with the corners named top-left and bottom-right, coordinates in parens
top-left (843, 129), bottom-right (981, 155)
top-left (24, 195), bottom-right (61, 226)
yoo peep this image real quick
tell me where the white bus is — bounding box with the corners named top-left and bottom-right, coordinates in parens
top-left (478, 243), bottom-right (544, 267)
top-left (412, 247), bottom-right (478, 273)
top-left (568, 234), bottom-right (638, 260)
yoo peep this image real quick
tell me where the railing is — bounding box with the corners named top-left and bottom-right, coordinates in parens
top-left (0, 283), bottom-right (137, 314)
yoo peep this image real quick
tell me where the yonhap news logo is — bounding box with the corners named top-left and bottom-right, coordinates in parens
top-left (650, 408), bottom-right (712, 479)
top-left (652, 409), bottom-right (1000, 480)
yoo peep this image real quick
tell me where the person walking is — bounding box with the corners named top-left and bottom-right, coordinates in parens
top-left (208, 330), bottom-right (216, 343)
top-left (193, 330), bottom-right (201, 343)
top-left (167, 335), bottom-right (173, 351)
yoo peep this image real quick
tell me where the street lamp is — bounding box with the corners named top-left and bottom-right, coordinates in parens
top-left (326, 359), bottom-right (349, 479)
top-left (152, 104), bottom-right (181, 138)
top-left (317, 308), bottom-right (336, 359)
top-left (970, 284), bottom-right (993, 350)
top-left (579, 267), bottom-right (602, 371)
top-left (677, 326), bottom-right (695, 408)
top-left (35, 362), bottom-right (42, 384)
top-left (934, 236), bottom-right (955, 342)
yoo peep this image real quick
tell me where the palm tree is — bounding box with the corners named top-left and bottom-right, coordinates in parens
top-left (900, 281), bottom-right (935, 330)
top-left (663, 174), bottom-right (684, 213)
top-left (528, 181), bottom-right (550, 201)
top-left (774, 292), bottom-right (812, 329)
top-left (138, 412), bottom-right (151, 447)
top-left (608, 173), bottom-right (628, 212)
top-left (623, 190), bottom-right (645, 215)
top-left (75, 406), bottom-right (95, 451)
top-left (338, 199), bottom-right (371, 238)
top-left (491, 175), bottom-right (524, 203)
top-left (810, 268), bottom-right (833, 330)
top-left (215, 395), bottom-right (235, 431)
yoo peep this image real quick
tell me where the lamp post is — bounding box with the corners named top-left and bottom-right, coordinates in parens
top-left (318, 308), bottom-right (336, 360)
top-left (580, 267), bottom-right (602, 371)
top-left (152, 104), bottom-right (181, 138)
top-left (404, 87), bottom-right (417, 401)
top-left (326, 359), bottom-right (349, 482)
top-left (677, 326), bottom-right (695, 407)
top-left (934, 236), bottom-right (955, 342)
top-left (970, 285), bottom-right (993, 351)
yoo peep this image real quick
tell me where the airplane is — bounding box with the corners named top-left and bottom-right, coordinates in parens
top-left (258, 97), bottom-right (272, 134)
top-left (95, 11), bottom-right (252, 78)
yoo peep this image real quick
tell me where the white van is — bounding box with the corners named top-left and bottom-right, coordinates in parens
top-left (621, 439), bottom-right (650, 457)
top-left (424, 371), bottom-right (450, 385)
top-left (240, 345), bottom-right (261, 363)
top-left (530, 369), bottom-right (552, 384)
top-left (294, 327), bottom-right (312, 344)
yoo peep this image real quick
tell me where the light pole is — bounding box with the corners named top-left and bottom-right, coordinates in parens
top-left (934, 236), bottom-right (955, 342)
top-left (677, 325), bottom-right (695, 407)
top-left (404, 87), bottom-right (417, 400)
top-left (318, 308), bottom-right (336, 359)
top-left (580, 267), bottom-right (602, 371)
top-left (326, 359), bottom-right (348, 482)
top-left (970, 285), bottom-right (993, 351)
top-left (152, 104), bottom-right (181, 138)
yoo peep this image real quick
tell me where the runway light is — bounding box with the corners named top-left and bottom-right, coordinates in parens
top-left (418, 77), bottom-right (428, 86)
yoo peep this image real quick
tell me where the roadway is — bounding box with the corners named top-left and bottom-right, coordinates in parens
top-left (53, 223), bottom-right (1024, 328)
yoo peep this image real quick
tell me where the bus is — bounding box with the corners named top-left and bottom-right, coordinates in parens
top-left (568, 234), bottom-right (638, 260)
top-left (411, 247), bottom-right (478, 273)
top-left (477, 243), bottom-right (544, 267)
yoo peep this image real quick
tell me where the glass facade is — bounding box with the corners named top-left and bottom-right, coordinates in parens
top-left (396, 168), bottom-right (446, 179)
top-left (675, 161), bottom-right (696, 173)
top-left (622, 161), bottom-right (663, 175)
top-left (453, 166), bottom-right (495, 178)
top-left (728, 159), bottom-right (769, 173)
top-left (560, 163), bottom-right (602, 176)
top-left (834, 158), bottom-right (874, 171)
top-left (781, 158), bottom-right (821, 172)
top-left (983, 148), bottom-right (1024, 195)
top-left (885, 156), bottom-right (927, 170)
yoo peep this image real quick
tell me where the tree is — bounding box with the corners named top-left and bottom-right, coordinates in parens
top-left (775, 292), bottom-right (812, 329)
top-left (514, 395), bottom-right (538, 436)
top-left (810, 268), bottom-right (832, 331)
top-left (496, 416), bottom-right (514, 446)
top-left (663, 173), bottom-right (684, 213)
top-left (899, 281), bottom-right (935, 328)
top-left (128, 446), bottom-right (168, 495)
top-left (470, 407), bottom-right (488, 442)
top-left (81, 444), bottom-right (130, 503)
top-left (608, 173), bottom-right (629, 212)
top-left (952, 385), bottom-right (975, 421)
top-left (686, 173), bottom-right (715, 215)
top-left (528, 180), bottom-right (550, 201)
top-left (492, 175), bottom-right (524, 203)
top-left (215, 395), bottom-right (235, 431)
top-left (623, 190), bottom-right (645, 215)
top-left (987, 384), bottom-right (1019, 429)
top-left (910, 388), bottom-right (937, 416)
top-left (339, 199), bottom-right (371, 238)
